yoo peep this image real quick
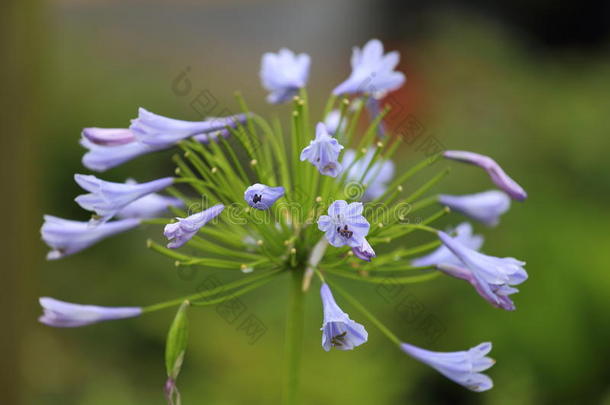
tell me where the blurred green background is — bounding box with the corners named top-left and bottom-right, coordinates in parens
top-left (3, 0), bottom-right (610, 404)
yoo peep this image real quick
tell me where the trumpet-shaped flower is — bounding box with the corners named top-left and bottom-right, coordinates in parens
top-left (443, 151), bottom-right (527, 201)
top-left (352, 238), bottom-right (375, 262)
top-left (400, 341), bottom-right (494, 392)
top-left (300, 122), bottom-right (344, 177)
top-left (439, 191), bottom-right (511, 227)
top-left (130, 108), bottom-right (246, 148)
top-left (411, 222), bottom-right (483, 268)
top-left (317, 200), bottom-right (370, 248)
top-left (333, 39), bottom-right (405, 98)
top-left (82, 127), bottom-right (136, 146)
top-left (81, 137), bottom-right (164, 172)
top-left (116, 180), bottom-right (183, 219)
top-left (41, 215), bottom-right (140, 260)
top-left (164, 204), bottom-right (225, 248)
top-left (74, 175), bottom-right (174, 224)
top-left (260, 48), bottom-right (310, 104)
top-left (244, 183), bottom-right (285, 210)
top-left (320, 283), bottom-right (368, 351)
top-left (39, 297), bottom-right (142, 327)
top-left (342, 148), bottom-right (395, 200)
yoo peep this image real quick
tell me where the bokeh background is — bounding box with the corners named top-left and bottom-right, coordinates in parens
top-left (3, 0), bottom-right (610, 404)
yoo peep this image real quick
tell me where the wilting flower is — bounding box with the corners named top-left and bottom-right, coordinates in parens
top-left (81, 137), bottom-right (164, 172)
top-left (82, 127), bottom-right (136, 146)
top-left (130, 108), bottom-right (246, 148)
top-left (342, 148), bottom-right (395, 200)
top-left (41, 215), bottom-right (140, 260)
top-left (411, 222), bottom-right (483, 268)
top-left (300, 122), bottom-right (344, 177)
top-left (439, 191), bottom-right (511, 227)
top-left (317, 200), bottom-right (370, 248)
top-left (320, 283), bottom-right (368, 351)
top-left (164, 204), bottom-right (225, 248)
top-left (443, 151), bottom-right (527, 201)
top-left (438, 230), bottom-right (528, 289)
top-left (333, 39), bottom-right (405, 97)
top-left (260, 48), bottom-right (310, 104)
top-left (352, 238), bottom-right (375, 262)
top-left (74, 174), bottom-right (174, 224)
top-left (324, 110), bottom-right (346, 135)
top-left (244, 183), bottom-right (285, 210)
top-left (400, 341), bottom-right (494, 392)
top-left (116, 180), bottom-right (183, 219)
top-left (436, 263), bottom-right (519, 311)
top-left (39, 297), bottom-right (142, 327)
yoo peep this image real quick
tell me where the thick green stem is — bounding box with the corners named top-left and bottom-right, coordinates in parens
top-left (282, 269), bottom-right (306, 405)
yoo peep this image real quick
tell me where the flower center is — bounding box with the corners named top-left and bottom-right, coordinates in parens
top-left (252, 194), bottom-right (262, 204)
top-left (331, 331), bottom-right (347, 347)
top-left (337, 224), bottom-right (353, 239)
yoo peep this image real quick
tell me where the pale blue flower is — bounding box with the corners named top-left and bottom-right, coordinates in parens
top-left (74, 175), bottom-right (174, 224)
top-left (164, 204), bottom-right (225, 248)
top-left (333, 39), bottom-right (405, 97)
top-left (82, 127), bottom-right (136, 146)
top-left (400, 341), bottom-right (494, 392)
top-left (411, 222), bottom-right (483, 268)
top-left (443, 151), bottom-right (527, 201)
top-left (244, 183), bottom-right (285, 210)
top-left (300, 123), bottom-right (344, 177)
top-left (39, 297), bottom-right (142, 327)
top-left (130, 108), bottom-right (246, 148)
top-left (116, 180), bottom-right (183, 219)
top-left (320, 283), bottom-right (368, 351)
top-left (439, 191), bottom-right (511, 226)
top-left (342, 148), bottom-right (395, 200)
top-left (260, 48), bottom-right (310, 104)
top-left (352, 238), bottom-right (375, 262)
top-left (317, 200), bottom-right (370, 248)
top-left (81, 136), bottom-right (163, 172)
top-left (41, 215), bottom-right (140, 260)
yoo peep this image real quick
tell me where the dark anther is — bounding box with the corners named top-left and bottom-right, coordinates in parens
top-left (253, 194), bottom-right (262, 203)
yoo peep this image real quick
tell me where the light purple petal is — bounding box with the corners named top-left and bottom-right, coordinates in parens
top-left (320, 284), bottom-right (368, 351)
top-left (164, 204), bottom-right (225, 248)
top-left (260, 48), bottom-right (310, 104)
top-left (244, 183), bottom-right (285, 210)
top-left (439, 191), bottom-right (511, 227)
top-left (39, 297), bottom-right (141, 327)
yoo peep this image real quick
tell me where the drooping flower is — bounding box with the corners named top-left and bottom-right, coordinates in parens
top-left (260, 48), bottom-right (310, 104)
top-left (116, 180), bottom-right (183, 219)
top-left (333, 39), bottom-right (405, 98)
top-left (439, 191), bottom-right (511, 227)
top-left (436, 263), bottom-right (519, 311)
top-left (317, 200), bottom-right (370, 248)
top-left (324, 110), bottom-right (346, 135)
top-left (82, 127), bottom-right (136, 146)
top-left (443, 151), bottom-right (527, 201)
top-left (352, 238), bottom-right (375, 262)
top-left (300, 122), bottom-right (344, 177)
top-left (38, 297), bottom-right (142, 327)
top-left (400, 341), bottom-right (494, 392)
top-left (130, 108), bottom-right (246, 148)
top-left (164, 204), bottom-right (225, 248)
top-left (438, 230), bottom-right (528, 288)
top-left (411, 222), bottom-right (483, 268)
top-left (81, 137), bottom-right (164, 172)
top-left (244, 183), bottom-right (285, 210)
top-left (320, 283), bottom-right (368, 351)
top-left (41, 215), bottom-right (140, 260)
top-left (341, 148), bottom-right (395, 200)
top-left (74, 175), bottom-right (174, 224)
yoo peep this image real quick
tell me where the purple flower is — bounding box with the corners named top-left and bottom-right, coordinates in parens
top-left (74, 175), bottom-right (174, 224)
top-left (317, 200), bottom-right (370, 248)
top-left (38, 297), bottom-right (141, 327)
top-left (164, 204), bottom-right (225, 249)
top-left (82, 127), bottom-right (136, 146)
top-left (130, 108), bottom-right (246, 148)
top-left (400, 341), bottom-right (494, 392)
top-left (116, 180), bottom-right (183, 219)
top-left (300, 122), bottom-right (344, 177)
top-left (411, 223), bottom-right (483, 268)
top-left (342, 148), bottom-right (395, 200)
top-left (320, 283), bottom-right (368, 351)
top-left (260, 48), bottom-right (310, 104)
top-left (333, 39), bottom-right (405, 98)
top-left (244, 183), bottom-right (285, 210)
top-left (443, 151), bottom-right (527, 201)
top-left (439, 191), bottom-right (511, 227)
top-left (81, 137), bottom-right (164, 172)
top-left (352, 238), bottom-right (375, 262)
top-left (41, 215), bottom-right (140, 260)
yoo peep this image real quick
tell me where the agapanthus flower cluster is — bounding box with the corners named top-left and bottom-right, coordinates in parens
top-left (40, 39), bottom-right (528, 401)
